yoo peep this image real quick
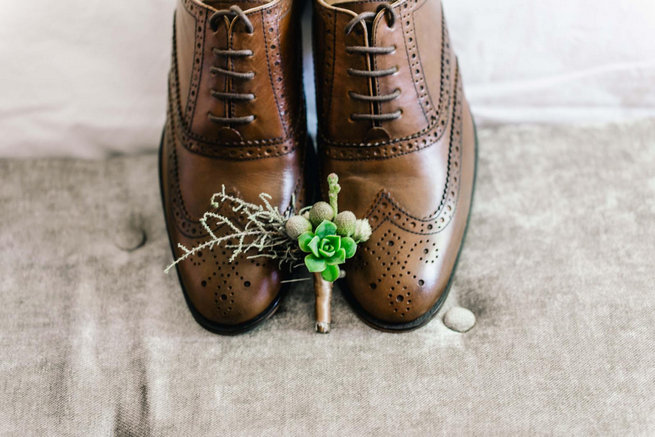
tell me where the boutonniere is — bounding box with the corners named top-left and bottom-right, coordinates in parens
top-left (166, 173), bottom-right (370, 333)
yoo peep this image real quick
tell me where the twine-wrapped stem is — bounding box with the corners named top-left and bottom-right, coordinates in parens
top-left (313, 272), bottom-right (333, 333)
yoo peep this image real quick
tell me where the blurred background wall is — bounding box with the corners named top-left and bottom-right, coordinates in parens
top-left (1, 0), bottom-right (654, 157)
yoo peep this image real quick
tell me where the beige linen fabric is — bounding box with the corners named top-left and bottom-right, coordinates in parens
top-left (1, 122), bottom-right (654, 435)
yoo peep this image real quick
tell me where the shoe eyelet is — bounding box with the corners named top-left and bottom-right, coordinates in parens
top-left (209, 17), bottom-right (219, 33)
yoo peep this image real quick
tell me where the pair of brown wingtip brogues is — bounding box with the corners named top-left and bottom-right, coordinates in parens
top-left (160, 0), bottom-right (476, 334)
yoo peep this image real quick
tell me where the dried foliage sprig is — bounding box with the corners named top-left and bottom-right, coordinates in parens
top-left (164, 186), bottom-right (299, 274)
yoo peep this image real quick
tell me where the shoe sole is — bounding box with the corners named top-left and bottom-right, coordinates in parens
top-left (338, 122), bottom-right (479, 333)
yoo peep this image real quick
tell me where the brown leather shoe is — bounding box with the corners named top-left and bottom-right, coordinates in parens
top-left (313, 0), bottom-right (476, 331)
top-left (160, 0), bottom-right (310, 334)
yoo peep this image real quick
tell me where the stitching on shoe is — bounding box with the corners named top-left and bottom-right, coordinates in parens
top-left (175, 0), bottom-right (305, 150)
top-left (166, 113), bottom-right (304, 237)
top-left (317, 0), bottom-right (452, 155)
top-left (404, 0), bottom-right (433, 123)
top-left (357, 69), bottom-right (463, 235)
top-left (262, 5), bottom-right (293, 138)
top-left (169, 23), bottom-right (305, 158)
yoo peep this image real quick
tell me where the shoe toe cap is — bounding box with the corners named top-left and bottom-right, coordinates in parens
top-left (176, 248), bottom-right (282, 330)
top-left (344, 221), bottom-right (461, 327)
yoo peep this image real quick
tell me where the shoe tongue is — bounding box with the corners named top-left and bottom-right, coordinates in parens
top-left (202, 0), bottom-right (269, 11)
top-left (332, 0), bottom-right (389, 14)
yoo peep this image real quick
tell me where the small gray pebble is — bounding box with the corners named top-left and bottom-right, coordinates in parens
top-left (443, 307), bottom-right (476, 333)
top-left (114, 225), bottom-right (146, 251)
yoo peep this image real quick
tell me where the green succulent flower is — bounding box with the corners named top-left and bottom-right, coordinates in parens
top-left (298, 220), bottom-right (357, 282)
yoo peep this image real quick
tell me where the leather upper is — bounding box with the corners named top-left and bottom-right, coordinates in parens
top-left (161, 0), bottom-right (307, 327)
top-left (314, 0), bottom-right (476, 325)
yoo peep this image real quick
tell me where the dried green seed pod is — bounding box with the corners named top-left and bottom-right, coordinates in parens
top-left (327, 173), bottom-right (341, 215)
top-left (309, 201), bottom-right (334, 227)
top-left (327, 173), bottom-right (339, 185)
top-left (352, 219), bottom-right (372, 242)
top-left (285, 215), bottom-right (312, 239)
top-left (334, 211), bottom-right (356, 236)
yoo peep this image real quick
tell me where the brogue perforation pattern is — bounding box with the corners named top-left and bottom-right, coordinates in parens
top-left (181, 241), bottom-right (276, 317)
top-left (262, 4), bottom-right (293, 138)
top-left (180, 0), bottom-right (206, 127)
top-left (356, 228), bottom-right (420, 318)
top-left (396, 0), bottom-right (435, 121)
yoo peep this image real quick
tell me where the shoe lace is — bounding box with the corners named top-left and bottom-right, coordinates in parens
top-left (345, 4), bottom-right (402, 123)
top-left (207, 5), bottom-right (256, 125)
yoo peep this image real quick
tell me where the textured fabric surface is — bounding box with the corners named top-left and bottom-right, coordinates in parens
top-left (1, 121), bottom-right (655, 435)
top-left (2, 1), bottom-right (655, 157)
top-left (444, 0), bottom-right (655, 126)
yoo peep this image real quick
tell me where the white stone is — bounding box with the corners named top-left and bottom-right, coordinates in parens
top-left (443, 307), bottom-right (476, 333)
